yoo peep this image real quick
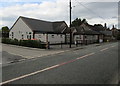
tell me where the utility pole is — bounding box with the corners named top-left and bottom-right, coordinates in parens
top-left (69, 0), bottom-right (72, 48)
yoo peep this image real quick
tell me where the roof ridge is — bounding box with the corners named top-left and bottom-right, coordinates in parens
top-left (53, 21), bottom-right (64, 23)
top-left (20, 16), bottom-right (65, 24)
top-left (20, 16), bottom-right (53, 23)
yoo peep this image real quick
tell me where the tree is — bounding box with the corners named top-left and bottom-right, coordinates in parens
top-left (71, 18), bottom-right (88, 27)
top-left (94, 24), bottom-right (103, 27)
top-left (82, 19), bottom-right (87, 24)
top-left (71, 18), bottom-right (82, 27)
top-left (1, 26), bottom-right (9, 38)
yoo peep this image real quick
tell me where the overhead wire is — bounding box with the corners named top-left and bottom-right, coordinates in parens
top-left (73, 0), bottom-right (107, 22)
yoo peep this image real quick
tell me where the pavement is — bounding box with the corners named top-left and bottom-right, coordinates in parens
top-left (2, 44), bottom-right (66, 65)
top-left (1, 42), bottom-right (117, 65)
top-left (1, 42), bottom-right (119, 84)
top-left (1, 43), bottom-right (95, 65)
top-left (2, 51), bottom-right (25, 64)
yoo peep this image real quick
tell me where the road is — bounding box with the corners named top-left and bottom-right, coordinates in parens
top-left (1, 42), bottom-right (119, 84)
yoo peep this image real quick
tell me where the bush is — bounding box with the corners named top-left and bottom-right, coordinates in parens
top-left (2, 38), bottom-right (46, 49)
top-left (11, 38), bottom-right (19, 45)
top-left (2, 38), bottom-right (12, 44)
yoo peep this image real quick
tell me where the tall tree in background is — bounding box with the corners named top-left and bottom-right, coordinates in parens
top-left (71, 18), bottom-right (88, 27)
top-left (1, 26), bottom-right (9, 38)
top-left (71, 18), bottom-right (82, 27)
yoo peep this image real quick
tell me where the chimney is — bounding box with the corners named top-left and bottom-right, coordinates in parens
top-left (104, 23), bottom-right (107, 29)
top-left (113, 25), bottom-right (115, 29)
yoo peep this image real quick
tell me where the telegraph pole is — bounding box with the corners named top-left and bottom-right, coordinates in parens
top-left (69, 0), bottom-right (72, 48)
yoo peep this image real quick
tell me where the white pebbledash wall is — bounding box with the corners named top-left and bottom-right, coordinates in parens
top-left (48, 34), bottom-right (65, 44)
top-left (74, 35), bottom-right (98, 43)
top-left (35, 33), bottom-right (46, 42)
top-left (9, 18), bottom-right (33, 40)
top-left (35, 34), bottom-right (65, 44)
top-left (9, 18), bottom-right (65, 44)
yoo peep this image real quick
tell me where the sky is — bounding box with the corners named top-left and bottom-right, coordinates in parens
top-left (0, 0), bottom-right (119, 29)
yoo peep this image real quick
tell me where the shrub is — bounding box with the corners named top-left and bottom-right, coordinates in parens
top-left (2, 38), bottom-right (12, 44)
top-left (11, 38), bottom-right (19, 45)
top-left (2, 38), bottom-right (46, 49)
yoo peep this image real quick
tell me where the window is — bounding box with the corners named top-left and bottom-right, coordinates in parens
top-left (26, 32), bottom-right (28, 34)
top-left (22, 34), bottom-right (24, 39)
top-left (29, 32), bottom-right (31, 34)
top-left (29, 35), bottom-right (31, 39)
top-left (60, 35), bottom-right (63, 38)
top-left (52, 35), bottom-right (54, 38)
top-left (11, 32), bottom-right (14, 38)
top-left (27, 35), bottom-right (29, 39)
top-left (39, 35), bottom-right (41, 38)
top-left (84, 35), bottom-right (87, 38)
top-left (12, 32), bottom-right (13, 35)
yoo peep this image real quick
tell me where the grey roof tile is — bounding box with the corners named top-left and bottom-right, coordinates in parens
top-left (20, 16), bottom-right (67, 33)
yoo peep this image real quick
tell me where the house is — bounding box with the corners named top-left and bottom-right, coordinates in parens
top-left (9, 16), bottom-right (68, 44)
top-left (111, 25), bottom-right (119, 40)
top-left (65, 23), bottom-right (100, 44)
top-left (92, 23), bottom-right (113, 42)
top-left (75, 23), bottom-right (100, 44)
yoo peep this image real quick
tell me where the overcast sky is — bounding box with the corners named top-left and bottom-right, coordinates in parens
top-left (0, 0), bottom-right (119, 29)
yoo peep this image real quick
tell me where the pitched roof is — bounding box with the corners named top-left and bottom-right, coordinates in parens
top-left (92, 25), bottom-right (106, 31)
top-left (100, 31), bottom-right (112, 36)
top-left (20, 16), bottom-right (67, 33)
top-left (63, 27), bottom-right (76, 33)
top-left (74, 23), bottom-right (100, 35)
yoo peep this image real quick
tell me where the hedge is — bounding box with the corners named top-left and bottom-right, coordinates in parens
top-left (2, 38), bottom-right (46, 49)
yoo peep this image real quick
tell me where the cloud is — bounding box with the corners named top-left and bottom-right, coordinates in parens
top-left (0, 0), bottom-right (56, 2)
top-left (0, 0), bottom-right (118, 29)
top-left (0, 0), bottom-right (69, 28)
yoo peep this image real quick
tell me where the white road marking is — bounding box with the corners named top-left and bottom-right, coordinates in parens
top-left (111, 46), bottom-right (115, 48)
top-left (0, 64), bottom-right (59, 85)
top-left (18, 59), bottom-right (26, 62)
top-left (100, 48), bottom-right (109, 51)
top-left (7, 52), bottom-right (27, 58)
top-left (76, 53), bottom-right (95, 59)
top-left (1, 52), bottom-right (95, 85)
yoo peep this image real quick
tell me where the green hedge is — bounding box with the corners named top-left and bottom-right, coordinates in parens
top-left (2, 38), bottom-right (46, 49)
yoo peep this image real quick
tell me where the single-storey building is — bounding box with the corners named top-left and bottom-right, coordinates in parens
top-left (64, 23), bottom-right (101, 44)
top-left (72, 23), bottom-right (100, 44)
top-left (100, 31), bottom-right (113, 42)
top-left (92, 23), bottom-right (113, 42)
top-left (111, 25), bottom-right (119, 40)
top-left (9, 16), bottom-right (68, 44)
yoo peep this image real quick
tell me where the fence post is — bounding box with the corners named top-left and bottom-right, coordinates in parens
top-left (86, 40), bottom-right (87, 45)
top-left (61, 41), bottom-right (62, 49)
top-left (46, 41), bottom-right (50, 49)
